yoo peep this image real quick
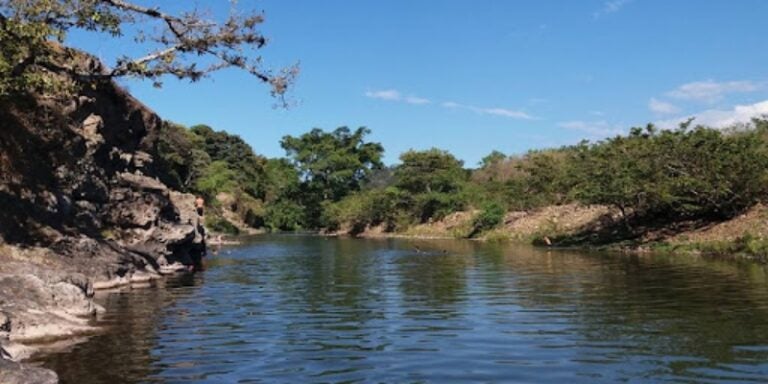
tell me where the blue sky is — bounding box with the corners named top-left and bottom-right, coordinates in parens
top-left (67, 0), bottom-right (768, 166)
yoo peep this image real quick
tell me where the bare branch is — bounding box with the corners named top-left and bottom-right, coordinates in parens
top-left (1, 0), bottom-right (296, 99)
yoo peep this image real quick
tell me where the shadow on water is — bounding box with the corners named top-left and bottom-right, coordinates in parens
top-left (32, 274), bottom-right (202, 384)
top-left (35, 235), bottom-right (768, 383)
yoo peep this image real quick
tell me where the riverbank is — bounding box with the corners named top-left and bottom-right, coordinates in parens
top-left (326, 203), bottom-right (768, 261)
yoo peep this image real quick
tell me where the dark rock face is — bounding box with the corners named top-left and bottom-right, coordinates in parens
top-left (0, 49), bottom-right (206, 381)
top-left (0, 53), bottom-right (205, 277)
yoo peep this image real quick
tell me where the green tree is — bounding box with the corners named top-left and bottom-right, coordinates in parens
top-left (394, 148), bottom-right (468, 222)
top-left (194, 161), bottom-right (238, 198)
top-left (479, 150), bottom-right (506, 169)
top-left (262, 158), bottom-right (301, 204)
top-left (154, 121), bottom-right (211, 191)
top-left (572, 121), bottom-right (768, 223)
top-left (190, 124), bottom-right (267, 198)
top-left (280, 127), bottom-right (384, 227)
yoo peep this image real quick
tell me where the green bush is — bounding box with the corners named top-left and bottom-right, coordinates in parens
top-left (195, 161), bottom-right (239, 198)
top-left (468, 202), bottom-right (506, 238)
top-left (322, 188), bottom-right (399, 234)
top-left (264, 200), bottom-right (304, 231)
top-left (205, 215), bottom-right (240, 235)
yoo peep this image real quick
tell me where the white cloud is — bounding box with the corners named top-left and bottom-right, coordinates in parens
top-left (442, 101), bottom-right (460, 108)
top-left (558, 120), bottom-right (625, 137)
top-left (365, 89), bottom-right (431, 105)
top-left (405, 96), bottom-right (431, 105)
top-left (479, 107), bottom-right (533, 119)
top-left (657, 100), bottom-right (768, 129)
top-left (368, 92), bottom-right (533, 119)
top-left (594, 0), bottom-right (633, 18)
top-left (648, 98), bottom-right (681, 115)
top-left (365, 89), bottom-right (401, 101)
top-left (441, 101), bottom-right (533, 120)
top-left (666, 80), bottom-right (761, 103)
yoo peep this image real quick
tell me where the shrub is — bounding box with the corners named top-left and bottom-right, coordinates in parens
top-left (468, 201), bottom-right (506, 238)
top-left (205, 215), bottom-right (240, 235)
top-left (264, 200), bottom-right (304, 231)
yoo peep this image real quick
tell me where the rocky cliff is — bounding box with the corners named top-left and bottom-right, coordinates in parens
top-left (0, 48), bottom-right (206, 382)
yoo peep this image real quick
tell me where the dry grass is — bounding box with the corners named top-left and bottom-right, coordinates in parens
top-left (668, 204), bottom-right (768, 245)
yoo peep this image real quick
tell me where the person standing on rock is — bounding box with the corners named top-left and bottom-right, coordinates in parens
top-left (195, 196), bottom-right (205, 216)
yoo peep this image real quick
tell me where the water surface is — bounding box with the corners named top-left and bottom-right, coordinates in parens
top-left (37, 235), bottom-right (768, 383)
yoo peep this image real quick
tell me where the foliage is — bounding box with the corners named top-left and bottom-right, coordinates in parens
top-left (469, 201), bottom-right (506, 238)
top-left (154, 121), bottom-right (210, 191)
top-left (262, 158), bottom-right (301, 203)
top-left (281, 126), bottom-right (384, 227)
top-left (573, 122), bottom-right (768, 221)
top-left (322, 188), bottom-right (399, 234)
top-left (204, 215), bottom-right (240, 236)
top-left (154, 117), bottom-right (768, 241)
top-left (281, 126), bottom-right (384, 200)
top-left (194, 161), bottom-right (238, 199)
top-left (655, 233), bottom-right (768, 261)
top-left (479, 150), bottom-right (506, 169)
top-left (191, 124), bottom-right (267, 197)
top-left (0, 0), bottom-right (297, 97)
top-left (264, 200), bottom-right (304, 231)
top-left (394, 148), bottom-right (468, 222)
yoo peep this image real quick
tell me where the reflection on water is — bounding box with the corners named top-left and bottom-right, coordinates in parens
top-left (37, 236), bottom-right (768, 383)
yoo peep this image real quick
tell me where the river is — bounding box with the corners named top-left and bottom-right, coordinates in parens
top-left (35, 235), bottom-right (768, 383)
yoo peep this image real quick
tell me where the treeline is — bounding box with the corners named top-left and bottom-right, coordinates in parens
top-left (155, 118), bottom-right (768, 237)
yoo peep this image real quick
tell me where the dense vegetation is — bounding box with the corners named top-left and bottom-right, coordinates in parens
top-left (157, 118), bottom-right (768, 240)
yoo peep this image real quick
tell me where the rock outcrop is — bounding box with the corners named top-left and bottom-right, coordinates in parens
top-left (0, 358), bottom-right (58, 384)
top-left (0, 47), bottom-right (206, 381)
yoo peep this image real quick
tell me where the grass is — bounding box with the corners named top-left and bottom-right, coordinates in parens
top-left (652, 233), bottom-right (768, 261)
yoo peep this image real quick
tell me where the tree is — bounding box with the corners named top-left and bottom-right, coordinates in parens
top-left (190, 124), bottom-right (267, 198)
top-left (479, 150), bottom-right (506, 169)
top-left (0, 0), bottom-right (297, 98)
top-left (572, 121), bottom-right (768, 224)
top-left (394, 148), bottom-right (468, 222)
top-left (281, 126), bottom-right (384, 199)
top-left (395, 148), bottom-right (466, 195)
top-left (194, 160), bottom-right (238, 199)
top-left (154, 121), bottom-right (211, 191)
top-left (262, 158), bottom-right (301, 204)
top-left (280, 126), bottom-right (384, 227)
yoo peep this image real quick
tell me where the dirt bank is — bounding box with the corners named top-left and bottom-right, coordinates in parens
top-left (345, 203), bottom-right (768, 259)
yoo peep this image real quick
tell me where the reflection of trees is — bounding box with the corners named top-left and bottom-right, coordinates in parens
top-left (36, 236), bottom-right (768, 382)
top-left (270, 237), bottom-right (386, 315)
top-left (395, 251), bottom-right (470, 309)
top-left (36, 275), bottom-right (201, 384)
top-left (471, 244), bottom-right (768, 378)
top-left (570, 255), bottom-right (768, 367)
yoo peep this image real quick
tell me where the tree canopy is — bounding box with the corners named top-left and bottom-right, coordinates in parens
top-left (394, 149), bottom-right (468, 222)
top-left (153, 119), bottom-right (768, 240)
top-left (281, 127), bottom-right (384, 202)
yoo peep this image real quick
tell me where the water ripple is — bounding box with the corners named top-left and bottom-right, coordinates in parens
top-left (37, 236), bottom-right (768, 383)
